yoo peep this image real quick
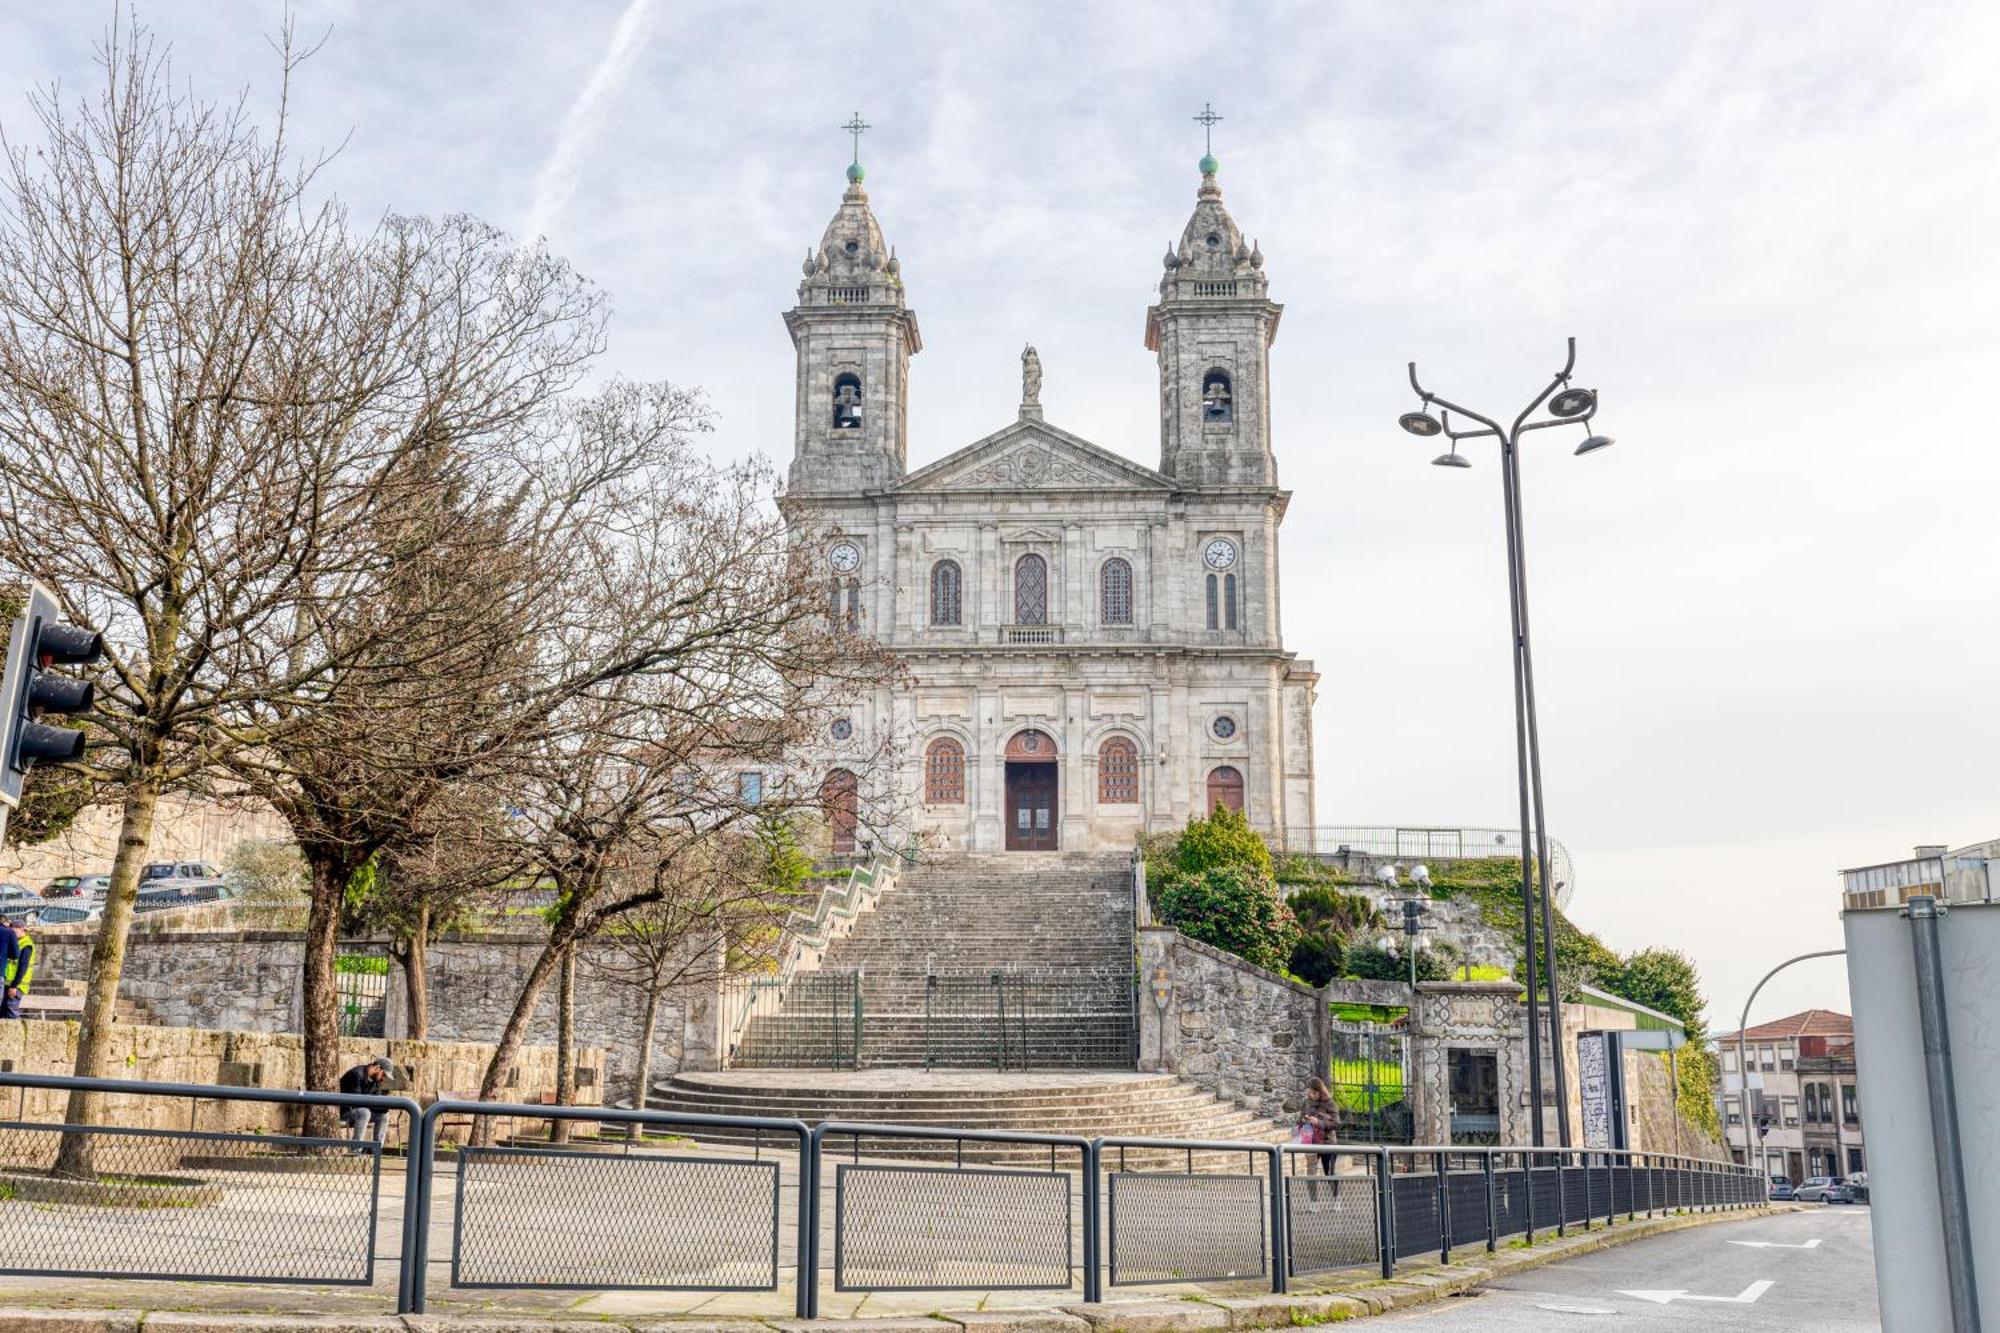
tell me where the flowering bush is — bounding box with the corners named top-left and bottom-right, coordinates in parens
top-left (1152, 863), bottom-right (1300, 974)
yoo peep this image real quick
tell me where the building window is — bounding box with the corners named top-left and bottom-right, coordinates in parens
top-left (1201, 368), bottom-right (1234, 424)
top-left (1803, 1084), bottom-right (1822, 1123)
top-left (1098, 737), bottom-right (1139, 804)
top-left (1212, 715), bottom-right (1237, 740)
top-left (832, 372), bottom-right (862, 429)
top-left (1724, 1096), bottom-right (1741, 1126)
top-left (924, 738), bottom-right (965, 804)
top-left (821, 768), bottom-right (859, 853)
top-left (1224, 573), bottom-right (1238, 628)
top-left (844, 578), bottom-right (860, 630)
top-left (1206, 765), bottom-right (1244, 814)
top-left (930, 560), bottom-right (962, 626)
top-left (830, 717), bottom-right (853, 741)
top-left (1841, 1085), bottom-right (1859, 1124)
top-left (1100, 558), bottom-right (1133, 625)
top-left (1780, 1097), bottom-right (1799, 1128)
top-left (1207, 573), bottom-right (1239, 629)
top-left (1014, 553), bottom-right (1048, 625)
top-left (1206, 574), bottom-right (1218, 629)
top-left (738, 772), bottom-right (763, 806)
top-left (830, 577), bottom-right (860, 630)
top-left (1779, 1044), bottom-right (1795, 1071)
top-left (1847, 1147), bottom-right (1865, 1174)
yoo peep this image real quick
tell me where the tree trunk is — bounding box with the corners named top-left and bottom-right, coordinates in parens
top-left (56, 774), bottom-right (161, 1178)
top-left (473, 929), bottom-right (570, 1146)
top-left (627, 981), bottom-right (662, 1140)
top-left (300, 855), bottom-right (349, 1138)
top-left (550, 943), bottom-right (576, 1144)
top-left (404, 900), bottom-right (430, 1041)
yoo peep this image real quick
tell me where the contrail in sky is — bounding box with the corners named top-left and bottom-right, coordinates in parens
top-left (521, 0), bottom-right (662, 245)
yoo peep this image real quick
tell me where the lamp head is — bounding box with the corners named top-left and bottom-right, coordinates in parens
top-left (1399, 411), bottom-right (1444, 438)
top-left (1549, 387), bottom-right (1597, 418)
top-left (1431, 451), bottom-right (1472, 469)
top-left (1574, 434), bottom-right (1616, 456)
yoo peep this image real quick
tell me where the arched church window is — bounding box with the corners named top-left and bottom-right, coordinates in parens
top-left (1100, 558), bottom-right (1133, 625)
top-left (1098, 737), bottom-right (1139, 804)
top-left (1014, 553), bottom-right (1048, 625)
top-left (924, 738), bottom-right (966, 804)
top-left (1224, 573), bottom-right (1238, 629)
top-left (821, 768), bottom-right (859, 853)
top-left (1206, 765), bottom-right (1244, 814)
top-left (832, 373), bottom-right (863, 429)
top-left (1202, 369), bottom-right (1234, 424)
top-left (930, 560), bottom-right (962, 626)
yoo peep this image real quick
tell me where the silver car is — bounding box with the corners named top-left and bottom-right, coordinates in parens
top-left (1795, 1175), bottom-right (1844, 1202)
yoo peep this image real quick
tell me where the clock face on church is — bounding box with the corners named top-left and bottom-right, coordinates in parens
top-left (828, 541), bottom-right (861, 572)
top-left (1203, 538), bottom-right (1238, 570)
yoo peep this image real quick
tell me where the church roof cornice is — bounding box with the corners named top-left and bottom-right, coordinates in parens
top-left (895, 417), bottom-right (1175, 494)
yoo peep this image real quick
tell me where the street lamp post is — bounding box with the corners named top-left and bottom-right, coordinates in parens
top-left (1732, 949), bottom-right (1845, 1175)
top-left (1398, 337), bottom-right (1614, 1149)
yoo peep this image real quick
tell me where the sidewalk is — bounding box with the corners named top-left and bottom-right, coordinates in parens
top-left (0, 1204), bottom-right (1791, 1332)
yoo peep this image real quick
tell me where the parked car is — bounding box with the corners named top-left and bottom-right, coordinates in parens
top-left (1823, 1179), bottom-right (1858, 1204)
top-left (1795, 1175), bottom-right (1843, 1202)
top-left (32, 898), bottom-right (102, 925)
top-left (139, 860), bottom-right (225, 890)
top-left (0, 883), bottom-right (49, 921)
top-left (1768, 1174), bottom-right (1797, 1201)
top-left (41, 873), bottom-right (110, 899)
top-left (1846, 1171), bottom-right (1870, 1203)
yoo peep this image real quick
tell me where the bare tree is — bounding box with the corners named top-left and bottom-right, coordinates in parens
top-left (0, 22), bottom-right (592, 1157)
top-left (466, 451), bottom-right (901, 1137)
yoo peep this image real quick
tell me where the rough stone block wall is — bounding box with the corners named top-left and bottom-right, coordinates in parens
top-left (1137, 925), bottom-right (1321, 1123)
top-left (33, 928), bottom-right (706, 1111)
top-left (0, 1021), bottom-right (589, 1141)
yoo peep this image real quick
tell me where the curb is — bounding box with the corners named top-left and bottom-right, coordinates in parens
top-left (0, 1205), bottom-right (1789, 1333)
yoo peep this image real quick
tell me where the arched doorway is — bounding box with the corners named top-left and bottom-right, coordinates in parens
top-left (821, 768), bottom-right (859, 854)
top-left (1004, 729), bottom-right (1058, 851)
top-left (1205, 765), bottom-right (1244, 814)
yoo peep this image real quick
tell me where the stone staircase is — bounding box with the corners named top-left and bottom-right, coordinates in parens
top-left (648, 1070), bottom-right (1292, 1167)
top-left (729, 851), bottom-right (1137, 1070)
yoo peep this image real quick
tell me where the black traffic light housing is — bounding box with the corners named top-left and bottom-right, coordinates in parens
top-left (0, 581), bottom-right (101, 808)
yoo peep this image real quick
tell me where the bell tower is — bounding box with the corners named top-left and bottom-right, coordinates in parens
top-left (785, 125), bottom-right (922, 495)
top-left (1146, 117), bottom-right (1281, 488)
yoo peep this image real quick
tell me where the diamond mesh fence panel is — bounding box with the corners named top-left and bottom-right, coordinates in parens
top-left (1108, 1172), bottom-right (1266, 1285)
top-left (452, 1147), bottom-right (779, 1290)
top-left (1390, 1171), bottom-right (1440, 1260)
top-left (0, 1122), bottom-right (379, 1284)
top-left (1284, 1174), bottom-right (1377, 1275)
top-left (834, 1164), bottom-right (1071, 1291)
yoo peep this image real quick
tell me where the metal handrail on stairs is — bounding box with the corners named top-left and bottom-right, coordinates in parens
top-left (721, 851), bottom-right (899, 1063)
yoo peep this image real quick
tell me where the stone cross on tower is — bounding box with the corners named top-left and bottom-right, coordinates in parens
top-left (1194, 102), bottom-right (1223, 156)
top-left (841, 112), bottom-right (871, 169)
top-left (1020, 344), bottom-right (1043, 420)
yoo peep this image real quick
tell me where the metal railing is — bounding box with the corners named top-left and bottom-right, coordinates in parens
top-left (1272, 826), bottom-right (1578, 905)
top-left (922, 970), bottom-right (1136, 1071)
top-left (723, 970), bottom-right (864, 1069)
top-left (0, 1070), bottom-right (1769, 1317)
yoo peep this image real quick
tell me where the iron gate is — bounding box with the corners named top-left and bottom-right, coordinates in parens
top-left (1325, 1022), bottom-right (1412, 1143)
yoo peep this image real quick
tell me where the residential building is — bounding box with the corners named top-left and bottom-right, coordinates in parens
top-left (1713, 1008), bottom-right (1865, 1182)
top-left (1841, 839), bottom-right (1997, 910)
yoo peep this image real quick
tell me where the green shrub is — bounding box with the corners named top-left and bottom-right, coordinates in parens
top-left (1289, 930), bottom-right (1344, 987)
top-left (1172, 805), bottom-right (1273, 879)
top-left (1153, 864), bottom-right (1299, 974)
top-left (1343, 941), bottom-right (1450, 983)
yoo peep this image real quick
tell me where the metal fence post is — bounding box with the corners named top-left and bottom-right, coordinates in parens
top-left (1083, 1140), bottom-right (1103, 1303)
top-left (396, 1102), bottom-right (434, 1314)
top-left (802, 1124), bottom-right (823, 1318)
top-left (1523, 1149), bottom-right (1537, 1245)
top-left (1554, 1151), bottom-right (1567, 1237)
top-left (1482, 1150), bottom-right (1498, 1253)
top-left (1434, 1150), bottom-right (1451, 1265)
top-left (1267, 1144), bottom-right (1288, 1294)
top-left (1377, 1148), bottom-right (1395, 1279)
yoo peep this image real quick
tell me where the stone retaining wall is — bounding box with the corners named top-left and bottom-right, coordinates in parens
top-left (33, 928), bottom-right (714, 1109)
top-left (1136, 925), bottom-right (1324, 1123)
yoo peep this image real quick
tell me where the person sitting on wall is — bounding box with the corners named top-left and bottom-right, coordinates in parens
top-left (337, 1056), bottom-right (405, 1143)
top-left (0, 914), bottom-right (30, 1019)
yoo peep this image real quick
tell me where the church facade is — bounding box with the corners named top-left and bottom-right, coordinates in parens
top-left (780, 153), bottom-right (1317, 855)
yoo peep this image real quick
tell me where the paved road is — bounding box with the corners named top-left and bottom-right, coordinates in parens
top-left (1376, 1205), bottom-right (1879, 1330)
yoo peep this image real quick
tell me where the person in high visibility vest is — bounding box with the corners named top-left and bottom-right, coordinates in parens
top-left (0, 913), bottom-right (33, 1018)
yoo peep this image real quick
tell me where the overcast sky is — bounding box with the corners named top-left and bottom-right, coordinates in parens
top-left (6, 2), bottom-right (1995, 1029)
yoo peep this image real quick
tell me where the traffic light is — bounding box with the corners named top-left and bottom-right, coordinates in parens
top-left (0, 581), bottom-right (101, 809)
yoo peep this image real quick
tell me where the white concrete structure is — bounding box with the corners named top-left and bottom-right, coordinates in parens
top-left (780, 156), bottom-right (1317, 854)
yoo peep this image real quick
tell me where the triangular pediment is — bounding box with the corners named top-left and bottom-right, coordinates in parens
top-left (897, 418), bottom-right (1172, 493)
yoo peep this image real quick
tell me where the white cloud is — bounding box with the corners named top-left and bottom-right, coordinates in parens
top-left (519, 0), bottom-right (660, 246)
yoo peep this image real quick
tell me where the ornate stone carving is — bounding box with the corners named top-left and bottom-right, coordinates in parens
top-left (952, 445), bottom-right (1102, 490)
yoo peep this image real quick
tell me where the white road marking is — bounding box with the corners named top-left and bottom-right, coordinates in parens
top-left (1731, 1238), bottom-right (1823, 1249)
top-left (1535, 1303), bottom-right (1618, 1314)
top-left (1620, 1279), bottom-right (1776, 1306)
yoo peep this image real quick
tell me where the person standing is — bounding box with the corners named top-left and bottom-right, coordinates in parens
top-left (0, 914), bottom-right (29, 1019)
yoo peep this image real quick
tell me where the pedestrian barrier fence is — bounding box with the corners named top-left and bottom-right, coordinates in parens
top-left (0, 1071), bottom-right (1769, 1318)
